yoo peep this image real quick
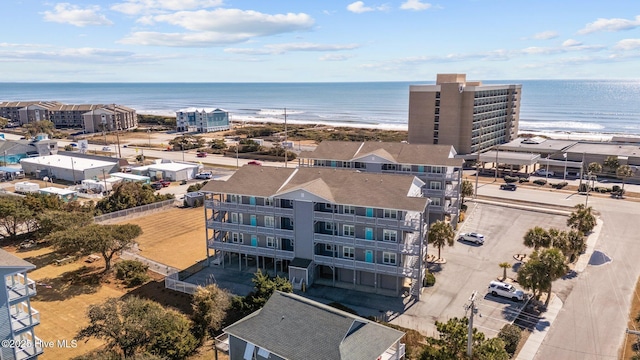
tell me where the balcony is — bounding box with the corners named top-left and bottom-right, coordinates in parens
top-left (313, 255), bottom-right (420, 278)
top-left (313, 233), bottom-right (422, 256)
top-left (312, 212), bottom-right (421, 231)
top-left (205, 200), bottom-right (294, 216)
top-left (14, 335), bottom-right (44, 360)
top-left (6, 276), bottom-right (37, 302)
top-left (206, 220), bottom-right (294, 238)
top-left (10, 302), bottom-right (40, 332)
top-left (380, 343), bottom-right (406, 360)
top-left (207, 240), bottom-right (295, 260)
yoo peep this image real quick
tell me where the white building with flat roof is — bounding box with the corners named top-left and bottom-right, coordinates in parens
top-left (20, 154), bottom-right (119, 183)
top-left (131, 160), bottom-right (201, 181)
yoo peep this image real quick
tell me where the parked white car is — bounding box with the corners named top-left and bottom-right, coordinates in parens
top-left (488, 280), bottom-right (525, 301)
top-left (102, 146), bottom-right (112, 151)
top-left (459, 232), bottom-right (485, 245)
top-left (535, 169), bottom-right (555, 177)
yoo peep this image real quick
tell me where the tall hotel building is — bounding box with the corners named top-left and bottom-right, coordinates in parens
top-left (408, 74), bottom-right (522, 154)
top-left (202, 166), bottom-right (429, 299)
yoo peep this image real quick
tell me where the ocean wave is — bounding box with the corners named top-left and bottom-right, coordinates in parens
top-left (257, 109), bottom-right (304, 116)
top-left (519, 120), bottom-right (604, 131)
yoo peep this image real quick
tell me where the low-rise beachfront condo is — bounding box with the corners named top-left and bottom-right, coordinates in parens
top-left (0, 249), bottom-right (43, 360)
top-left (201, 166), bottom-right (430, 299)
top-left (176, 108), bottom-right (230, 133)
top-left (298, 141), bottom-right (464, 227)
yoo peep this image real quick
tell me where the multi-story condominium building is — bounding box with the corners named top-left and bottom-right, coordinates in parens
top-left (0, 101), bottom-right (137, 131)
top-left (1, 249), bottom-right (42, 360)
top-left (83, 104), bottom-right (138, 133)
top-left (222, 291), bottom-right (405, 360)
top-left (408, 73), bottom-right (522, 154)
top-left (298, 141), bottom-right (463, 226)
top-left (202, 166), bottom-right (429, 299)
top-left (176, 108), bottom-right (230, 133)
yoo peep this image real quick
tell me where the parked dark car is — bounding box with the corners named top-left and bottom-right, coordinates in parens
top-left (500, 183), bottom-right (517, 191)
top-left (150, 182), bottom-right (163, 190)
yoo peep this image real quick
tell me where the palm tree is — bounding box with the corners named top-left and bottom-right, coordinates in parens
top-left (538, 248), bottom-right (569, 307)
top-left (587, 162), bottom-right (602, 175)
top-left (428, 220), bottom-right (455, 260)
top-left (460, 180), bottom-right (474, 204)
top-left (523, 226), bottom-right (549, 250)
top-left (567, 204), bottom-right (596, 234)
top-left (499, 262), bottom-right (511, 281)
top-left (616, 164), bottom-right (633, 194)
top-left (563, 230), bottom-right (586, 263)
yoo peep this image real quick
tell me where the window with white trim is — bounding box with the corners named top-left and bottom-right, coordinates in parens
top-left (343, 246), bottom-right (355, 259)
top-left (325, 222), bottom-right (334, 232)
top-left (266, 236), bottom-right (276, 248)
top-left (400, 165), bottom-right (412, 172)
top-left (230, 212), bottom-right (240, 223)
top-left (229, 194), bottom-right (240, 203)
top-left (383, 229), bottom-right (397, 242)
top-left (343, 225), bottom-right (355, 237)
top-left (429, 181), bottom-right (442, 190)
top-left (231, 232), bottom-right (243, 243)
top-left (325, 244), bottom-right (335, 252)
top-left (383, 209), bottom-right (398, 219)
top-left (265, 197), bottom-right (274, 206)
top-left (382, 252), bottom-right (397, 265)
top-left (343, 205), bottom-right (355, 214)
top-left (431, 198), bottom-right (441, 206)
top-left (265, 216), bottom-right (275, 228)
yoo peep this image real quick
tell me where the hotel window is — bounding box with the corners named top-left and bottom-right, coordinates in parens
top-left (264, 216), bottom-right (275, 228)
top-left (325, 244), bottom-right (335, 252)
top-left (343, 205), bottom-right (355, 214)
top-left (325, 222), bottom-right (335, 233)
top-left (264, 197), bottom-right (274, 206)
top-left (323, 203), bottom-right (334, 211)
top-left (231, 232), bottom-right (243, 243)
top-left (431, 198), bottom-right (441, 206)
top-left (430, 181), bottom-right (442, 190)
top-left (343, 246), bottom-right (355, 259)
top-left (266, 236), bottom-right (276, 248)
top-left (231, 212), bottom-right (242, 224)
top-left (229, 194), bottom-right (240, 203)
top-left (383, 252), bottom-right (397, 265)
top-left (383, 209), bottom-right (398, 219)
top-left (343, 225), bottom-right (355, 237)
top-left (400, 165), bottom-right (412, 172)
top-left (383, 229), bottom-right (397, 242)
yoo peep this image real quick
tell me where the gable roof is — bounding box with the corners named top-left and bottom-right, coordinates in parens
top-left (0, 249), bottom-right (35, 271)
top-left (201, 166), bottom-right (428, 212)
top-left (299, 141), bottom-right (462, 166)
top-left (224, 291), bottom-right (404, 360)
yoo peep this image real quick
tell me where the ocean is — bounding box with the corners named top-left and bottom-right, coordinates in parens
top-left (1, 80), bottom-right (639, 138)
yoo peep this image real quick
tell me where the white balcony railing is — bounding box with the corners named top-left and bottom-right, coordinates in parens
top-left (207, 241), bottom-right (295, 260)
top-left (10, 302), bottom-right (40, 332)
top-left (206, 200), bottom-right (294, 216)
top-left (312, 212), bottom-right (421, 231)
top-left (6, 275), bottom-right (37, 301)
top-left (313, 255), bottom-right (419, 278)
top-left (380, 343), bottom-right (406, 360)
top-left (14, 335), bottom-right (44, 360)
top-left (206, 220), bottom-right (294, 238)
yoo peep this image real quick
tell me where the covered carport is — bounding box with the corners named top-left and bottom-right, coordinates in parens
top-left (477, 151), bottom-right (541, 178)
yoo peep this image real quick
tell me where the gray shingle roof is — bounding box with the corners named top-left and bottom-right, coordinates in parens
top-left (299, 141), bottom-right (463, 166)
top-left (0, 249), bottom-right (35, 270)
top-left (224, 291), bottom-right (404, 360)
top-left (200, 166), bottom-right (429, 212)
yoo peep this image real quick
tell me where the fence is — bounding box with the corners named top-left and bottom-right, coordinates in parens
top-left (119, 250), bottom-right (179, 276)
top-left (94, 199), bottom-right (177, 223)
top-left (165, 272), bottom-right (201, 294)
top-left (178, 259), bottom-right (208, 281)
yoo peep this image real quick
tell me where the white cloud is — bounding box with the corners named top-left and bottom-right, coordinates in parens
top-left (151, 9), bottom-right (314, 34)
top-left (614, 39), bottom-right (640, 51)
top-left (111, 0), bottom-right (223, 15)
top-left (43, 3), bottom-right (113, 27)
top-left (532, 31), bottom-right (559, 40)
top-left (120, 9), bottom-right (315, 47)
top-left (225, 42), bottom-right (360, 55)
top-left (347, 1), bottom-right (388, 13)
top-left (578, 15), bottom-right (640, 35)
top-left (562, 39), bottom-right (582, 47)
top-left (0, 46), bottom-right (144, 63)
top-left (320, 54), bottom-right (353, 61)
top-left (400, 0), bottom-right (432, 11)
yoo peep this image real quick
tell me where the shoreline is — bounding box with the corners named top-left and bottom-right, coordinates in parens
top-left (138, 110), bottom-right (633, 142)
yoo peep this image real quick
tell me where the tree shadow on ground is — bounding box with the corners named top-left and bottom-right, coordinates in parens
top-left (34, 266), bottom-right (103, 301)
top-left (124, 276), bottom-right (193, 315)
top-left (427, 262), bottom-right (443, 274)
top-left (22, 251), bottom-right (60, 269)
top-left (512, 262), bottom-right (522, 272)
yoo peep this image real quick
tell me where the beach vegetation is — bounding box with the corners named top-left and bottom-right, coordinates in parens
top-left (114, 260), bottom-right (150, 287)
top-left (95, 182), bottom-right (174, 214)
top-left (497, 324), bottom-right (522, 356)
top-left (137, 114), bottom-right (176, 127)
top-left (0, 116), bottom-right (8, 128)
top-left (232, 123), bottom-right (407, 143)
top-left (169, 134), bottom-right (205, 151)
top-left (567, 204), bottom-right (596, 234)
top-left (208, 138), bottom-right (227, 152)
top-left (191, 284), bottom-right (232, 343)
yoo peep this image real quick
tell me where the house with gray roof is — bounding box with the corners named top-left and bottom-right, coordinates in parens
top-left (298, 141), bottom-right (463, 226)
top-left (0, 249), bottom-right (43, 360)
top-left (201, 166), bottom-right (429, 299)
top-left (222, 291), bottom-right (405, 360)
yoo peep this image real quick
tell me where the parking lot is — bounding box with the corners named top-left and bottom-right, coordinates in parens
top-left (390, 202), bottom-right (570, 336)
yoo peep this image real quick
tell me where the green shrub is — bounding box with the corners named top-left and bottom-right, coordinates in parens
top-left (423, 272), bottom-right (436, 287)
top-left (115, 260), bottom-right (150, 287)
top-left (518, 177), bottom-right (530, 183)
top-left (578, 183), bottom-right (589, 192)
top-left (503, 176), bottom-right (519, 183)
top-left (613, 185), bottom-right (621, 192)
top-left (533, 179), bottom-right (547, 186)
top-left (552, 181), bottom-right (568, 189)
top-left (497, 324), bottom-right (522, 356)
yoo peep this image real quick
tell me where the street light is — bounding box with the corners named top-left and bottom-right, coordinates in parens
top-left (147, 129), bottom-right (151, 147)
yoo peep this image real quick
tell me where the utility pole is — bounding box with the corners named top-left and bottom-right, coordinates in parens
top-left (464, 291), bottom-right (478, 358)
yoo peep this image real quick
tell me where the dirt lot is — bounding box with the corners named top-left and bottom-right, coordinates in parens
top-left (3, 206), bottom-right (213, 359)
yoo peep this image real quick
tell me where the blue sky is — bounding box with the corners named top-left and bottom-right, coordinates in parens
top-left (3, 0), bottom-right (640, 82)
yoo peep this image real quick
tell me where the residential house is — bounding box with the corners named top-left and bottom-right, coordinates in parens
top-left (202, 166), bottom-right (429, 298)
top-left (0, 249), bottom-right (43, 360)
top-left (0, 137), bottom-right (58, 166)
top-left (222, 291), bottom-right (405, 360)
top-left (176, 108), bottom-right (230, 133)
top-left (298, 141), bottom-right (463, 226)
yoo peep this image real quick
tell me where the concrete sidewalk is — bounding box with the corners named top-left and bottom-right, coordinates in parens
top-left (516, 294), bottom-right (563, 360)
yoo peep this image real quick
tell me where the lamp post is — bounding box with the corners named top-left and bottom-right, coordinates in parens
top-left (147, 129), bottom-right (151, 147)
top-left (563, 153), bottom-right (568, 181)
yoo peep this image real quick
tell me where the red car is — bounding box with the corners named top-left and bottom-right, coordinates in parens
top-left (197, 152), bottom-right (208, 158)
top-left (247, 160), bottom-right (262, 166)
top-left (157, 179), bottom-right (171, 187)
